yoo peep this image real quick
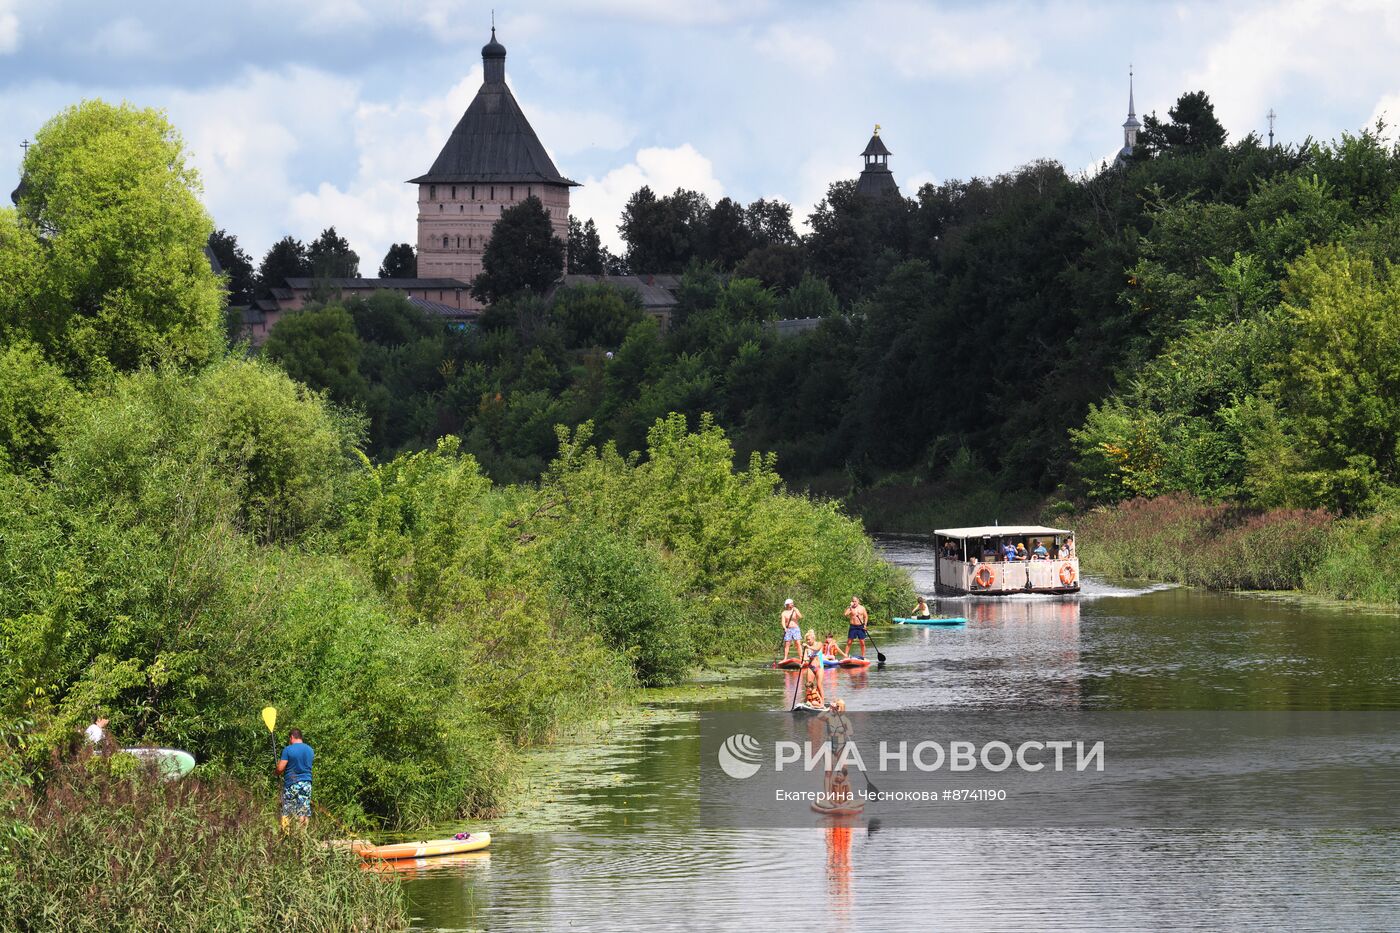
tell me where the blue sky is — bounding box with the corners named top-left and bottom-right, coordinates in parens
top-left (2, 0), bottom-right (1398, 265)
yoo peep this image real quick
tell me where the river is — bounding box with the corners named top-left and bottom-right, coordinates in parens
top-left (398, 534), bottom-right (1400, 931)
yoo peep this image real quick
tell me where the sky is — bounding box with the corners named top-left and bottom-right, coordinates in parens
top-left (2, 0), bottom-right (1400, 267)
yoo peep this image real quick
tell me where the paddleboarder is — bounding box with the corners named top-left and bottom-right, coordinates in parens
top-left (781, 599), bottom-right (803, 662)
top-left (277, 728), bottom-right (315, 830)
top-left (844, 597), bottom-right (870, 659)
top-left (802, 630), bottom-right (826, 708)
top-left (911, 596), bottom-right (931, 619)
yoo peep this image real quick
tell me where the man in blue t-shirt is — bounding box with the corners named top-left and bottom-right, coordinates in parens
top-left (277, 728), bottom-right (315, 829)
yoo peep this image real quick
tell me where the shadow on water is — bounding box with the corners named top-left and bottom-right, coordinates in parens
top-left (401, 535), bottom-right (1400, 931)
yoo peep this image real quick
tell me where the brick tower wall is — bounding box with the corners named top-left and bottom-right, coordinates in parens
top-left (416, 181), bottom-right (571, 309)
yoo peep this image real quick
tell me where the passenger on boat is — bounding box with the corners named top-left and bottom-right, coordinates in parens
top-left (1065, 536), bottom-right (1076, 557)
top-left (1014, 542), bottom-right (1028, 561)
top-left (1032, 539), bottom-right (1049, 560)
top-left (1001, 541), bottom-right (1016, 562)
top-left (911, 596), bottom-right (931, 619)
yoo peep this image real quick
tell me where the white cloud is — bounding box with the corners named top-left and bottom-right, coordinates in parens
top-left (755, 25), bottom-right (835, 77)
top-left (571, 143), bottom-right (725, 252)
top-left (875, 1), bottom-right (1031, 80)
top-left (529, 105), bottom-right (635, 158)
top-left (165, 67), bottom-right (362, 259)
top-left (1367, 93), bottom-right (1400, 138)
top-left (281, 71), bottom-right (478, 268)
top-left (87, 17), bottom-right (156, 58)
top-left (0, 0), bottom-right (18, 54)
top-left (1186, 0), bottom-right (1400, 138)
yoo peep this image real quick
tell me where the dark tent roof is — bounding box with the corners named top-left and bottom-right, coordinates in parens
top-left (409, 70), bottom-right (577, 187)
top-left (855, 166), bottom-right (900, 197)
top-left (861, 134), bottom-right (891, 157)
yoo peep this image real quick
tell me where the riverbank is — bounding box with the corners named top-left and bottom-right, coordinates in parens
top-left (1077, 494), bottom-right (1400, 605)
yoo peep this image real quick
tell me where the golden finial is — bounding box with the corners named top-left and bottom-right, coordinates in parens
top-left (874, 124), bottom-right (881, 136)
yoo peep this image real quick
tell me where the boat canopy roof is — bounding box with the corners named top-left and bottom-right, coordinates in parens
top-left (934, 525), bottom-right (1073, 539)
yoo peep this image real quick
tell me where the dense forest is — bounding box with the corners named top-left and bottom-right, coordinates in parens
top-left (236, 91), bottom-right (1400, 529)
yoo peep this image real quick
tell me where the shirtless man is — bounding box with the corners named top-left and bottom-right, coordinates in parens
top-left (781, 599), bottom-right (803, 662)
top-left (843, 597), bottom-right (870, 660)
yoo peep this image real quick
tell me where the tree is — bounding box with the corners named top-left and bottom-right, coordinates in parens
top-left (550, 283), bottom-right (644, 347)
top-left (735, 243), bottom-right (807, 291)
top-left (307, 226), bottom-right (360, 279)
top-left (567, 216), bottom-right (606, 274)
top-left (378, 243), bottom-right (416, 279)
top-left (1138, 91), bottom-right (1228, 156)
top-left (5, 100), bottom-right (224, 378)
top-left (207, 229), bottom-right (257, 305)
top-left (257, 236), bottom-right (309, 293)
top-left (745, 198), bottom-right (798, 246)
top-left (470, 196), bottom-right (565, 306)
top-left (262, 304), bottom-right (367, 407)
top-left (701, 197), bottom-right (754, 268)
top-left (619, 186), bottom-right (711, 273)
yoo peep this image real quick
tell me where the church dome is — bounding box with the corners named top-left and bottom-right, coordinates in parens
top-left (482, 27), bottom-right (506, 60)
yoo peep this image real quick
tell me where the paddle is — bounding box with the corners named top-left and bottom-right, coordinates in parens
top-left (788, 660), bottom-right (805, 710)
top-left (261, 706), bottom-right (279, 760)
top-left (865, 627), bottom-right (887, 665)
top-left (770, 636), bottom-right (787, 669)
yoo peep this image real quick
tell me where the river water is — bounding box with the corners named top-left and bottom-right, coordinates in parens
top-left (399, 535), bottom-right (1400, 931)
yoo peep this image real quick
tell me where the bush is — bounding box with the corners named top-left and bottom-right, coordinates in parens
top-left (0, 750), bottom-right (405, 932)
top-left (545, 525), bottom-right (689, 685)
top-left (1076, 493), bottom-right (1332, 590)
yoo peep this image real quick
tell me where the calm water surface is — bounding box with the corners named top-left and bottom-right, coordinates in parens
top-left (399, 535), bottom-right (1400, 931)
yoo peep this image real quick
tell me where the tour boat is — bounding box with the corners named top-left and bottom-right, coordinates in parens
top-left (932, 525), bottom-right (1080, 597)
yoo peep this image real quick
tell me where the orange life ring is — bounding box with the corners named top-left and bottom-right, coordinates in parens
top-left (1059, 563), bottom-right (1077, 586)
top-left (973, 565), bottom-right (995, 589)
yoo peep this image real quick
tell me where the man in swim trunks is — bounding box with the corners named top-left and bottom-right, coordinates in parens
top-left (843, 597), bottom-right (870, 659)
top-left (277, 728), bottom-right (315, 830)
top-left (781, 599), bottom-right (803, 662)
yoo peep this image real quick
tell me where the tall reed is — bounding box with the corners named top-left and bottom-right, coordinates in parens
top-left (0, 748), bottom-right (406, 932)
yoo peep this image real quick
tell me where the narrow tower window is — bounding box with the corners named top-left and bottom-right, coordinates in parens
top-left (429, 185), bottom-right (436, 199)
top-left (442, 235), bottom-right (449, 248)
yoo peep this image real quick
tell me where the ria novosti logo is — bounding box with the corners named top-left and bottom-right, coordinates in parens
top-left (717, 733), bottom-right (763, 779)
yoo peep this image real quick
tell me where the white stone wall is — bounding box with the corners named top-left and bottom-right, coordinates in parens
top-left (416, 181), bottom-right (570, 309)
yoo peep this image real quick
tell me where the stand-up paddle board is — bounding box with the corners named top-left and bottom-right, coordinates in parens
top-left (120, 747), bottom-right (196, 781)
top-left (355, 833), bottom-right (492, 860)
top-left (893, 617), bottom-right (967, 625)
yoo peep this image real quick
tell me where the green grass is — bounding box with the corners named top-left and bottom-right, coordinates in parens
top-left (0, 748), bottom-right (405, 932)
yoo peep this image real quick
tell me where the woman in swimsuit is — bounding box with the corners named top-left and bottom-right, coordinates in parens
top-left (802, 630), bottom-right (826, 707)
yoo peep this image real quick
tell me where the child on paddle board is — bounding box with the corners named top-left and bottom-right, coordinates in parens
top-left (822, 633), bottom-right (848, 662)
top-left (843, 597), bottom-right (870, 659)
top-left (781, 599), bottom-right (803, 662)
top-left (802, 630), bottom-right (826, 707)
top-left (912, 596), bottom-right (931, 619)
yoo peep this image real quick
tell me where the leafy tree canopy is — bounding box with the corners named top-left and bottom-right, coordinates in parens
top-left (2, 100), bottom-right (224, 379)
top-left (471, 195), bottom-right (565, 306)
top-left (378, 242), bottom-right (417, 279)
